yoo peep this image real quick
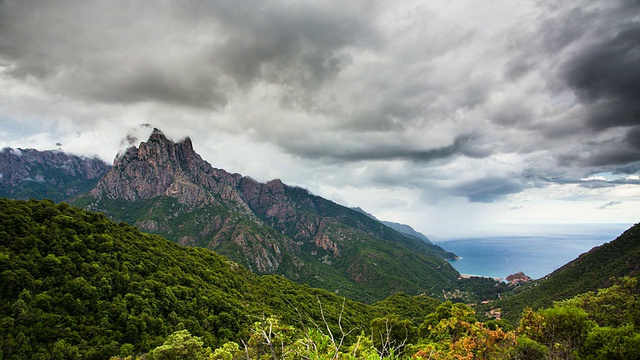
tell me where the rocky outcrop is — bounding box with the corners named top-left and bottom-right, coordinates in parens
top-left (86, 129), bottom-right (294, 274)
top-left (91, 129), bottom-right (214, 205)
top-left (506, 271), bottom-right (531, 285)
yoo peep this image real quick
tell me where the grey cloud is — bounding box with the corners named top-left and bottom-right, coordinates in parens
top-left (0, 0), bottom-right (377, 109)
top-left (282, 134), bottom-right (492, 163)
top-left (561, 18), bottom-right (640, 130)
top-left (598, 201), bottom-right (622, 210)
top-left (215, 3), bottom-right (377, 88)
top-left (0, 1), bottom-right (229, 108)
top-left (503, 58), bottom-right (532, 81)
top-left (612, 163), bottom-right (640, 175)
top-left (625, 126), bottom-right (640, 150)
top-left (490, 101), bottom-right (533, 128)
top-left (451, 177), bottom-right (527, 203)
top-left (563, 25), bottom-right (640, 103)
top-left (579, 181), bottom-right (617, 189)
top-left (498, 1), bottom-right (640, 173)
top-left (539, 6), bottom-right (594, 54)
top-left (544, 175), bottom-right (640, 189)
top-left (500, 5), bottom-right (593, 82)
top-left (584, 142), bottom-right (640, 167)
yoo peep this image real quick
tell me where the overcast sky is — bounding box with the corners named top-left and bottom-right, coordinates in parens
top-left (1, 0), bottom-right (638, 239)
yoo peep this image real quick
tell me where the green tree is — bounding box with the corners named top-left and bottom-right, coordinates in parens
top-left (146, 330), bottom-right (212, 360)
top-left (517, 305), bottom-right (594, 359)
top-left (211, 341), bottom-right (244, 360)
top-left (582, 324), bottom-right (640, 360)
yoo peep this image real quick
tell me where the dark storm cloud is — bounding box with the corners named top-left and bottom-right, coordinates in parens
top-left (584, 146), bottom-right (640, 167)
top-left (625, 126), bottom-right (640, 150)
top-left (497, 1), bottom-right (640, 174)
top-left (282, 134), bottom-right (492, 163)
top-left (544, 1), bottom-right (640, 170)
top-left (561, 24), bottom-right (640, 129)
top-left (451, 177), bottom-right (527, 203)
top-left (540, 174), bottom-right (640, 189)
top-left (0, 0), bottom-right (376, 109)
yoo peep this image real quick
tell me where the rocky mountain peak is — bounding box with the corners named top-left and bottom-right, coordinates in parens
top-left (91, 129), bottom-right (214, 205)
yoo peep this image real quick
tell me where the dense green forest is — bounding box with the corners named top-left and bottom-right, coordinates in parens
top-left (0, 199), bottom-right (439, 358)
top-left (1, 199), bottom-right (639, 359)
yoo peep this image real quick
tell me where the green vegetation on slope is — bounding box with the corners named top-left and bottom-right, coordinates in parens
top-left (492, 223), bottom-right (640, 320)
top-left (77, 192), bottom-right (461, 303)
top-left (261, 186), bottom-right (461, 301)
top-left (2, 199), bottom-right (639, 359)
top-left (114, 277), bottom-right (640, 359)
top-left (0, 199), bottom-right (439, 359)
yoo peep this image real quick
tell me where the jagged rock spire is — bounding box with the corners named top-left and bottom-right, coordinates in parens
top-left (92, 129), bottom-right (212, 204)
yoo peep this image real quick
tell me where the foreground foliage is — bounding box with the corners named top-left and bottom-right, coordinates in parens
top-left (122, 277), bottom-right (639, 360)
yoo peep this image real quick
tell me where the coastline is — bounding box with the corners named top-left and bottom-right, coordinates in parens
top-left (459, 273), bottom-right (502, 282)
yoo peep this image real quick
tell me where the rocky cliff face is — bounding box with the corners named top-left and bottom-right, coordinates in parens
top-left (92, 130), bottom-right (215, 204)
top-left (91, 129), bottom-right (254, 214)
top-left (0, 147), bottom-right (110, 202)
top-left (80, 128), bottom-right (460, 302)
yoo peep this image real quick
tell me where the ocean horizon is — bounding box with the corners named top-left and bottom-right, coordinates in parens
top-left (435, 223), bottom-right (633, 280)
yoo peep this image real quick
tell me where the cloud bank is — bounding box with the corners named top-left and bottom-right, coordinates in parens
top-left (0, 0), bottom-right (638, 237)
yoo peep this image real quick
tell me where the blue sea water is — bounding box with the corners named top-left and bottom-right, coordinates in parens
top-left (436, 224), bottom-right (632, 280)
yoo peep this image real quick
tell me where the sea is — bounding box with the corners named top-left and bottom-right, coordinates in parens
top-left (435, 224), bottom-right (633, 280)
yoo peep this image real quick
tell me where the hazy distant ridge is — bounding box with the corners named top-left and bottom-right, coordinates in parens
top-left (352, 206), bottom-right (433, 244)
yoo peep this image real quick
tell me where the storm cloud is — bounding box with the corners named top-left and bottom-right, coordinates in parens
top-left (0, 0), bottom-right (639, 237)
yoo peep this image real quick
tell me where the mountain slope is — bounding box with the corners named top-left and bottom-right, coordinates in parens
top-left (0, 198), bottom-right (444, 359)
top-left (75, 129), bottom-right (460, 302)
top-left (495, 222), bottom-right (640, 320)
top-left (0, 147), bottom-right (110, 202)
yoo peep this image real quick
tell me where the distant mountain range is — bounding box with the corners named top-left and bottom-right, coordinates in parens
top-left (0, 147), bottom-right (110, 202)
top-left (0, 129), bottom-right (459, 302)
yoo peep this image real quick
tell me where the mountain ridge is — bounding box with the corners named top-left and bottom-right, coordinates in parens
top-left (0, 147), bottom-right (110, 202)
top-left (73, 128), bottom-right (460, 302)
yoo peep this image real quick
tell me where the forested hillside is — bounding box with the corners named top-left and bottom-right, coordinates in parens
top-left (1, 199), bottom-right (639, 359)
top-left (0, 199), bottom-right (438, 358)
